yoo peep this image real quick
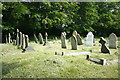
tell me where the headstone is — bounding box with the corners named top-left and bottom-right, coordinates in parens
top-left (109, 33), bottom-right (117, 49)
top-left (45, 32), bottom-right (48, 42)
top-left (99, 37), bottom-right (110, 54)
top-left (6, 35), bottom-right (8, 43)
top-left (38, 33), bottom-right (44, 44)
top-left (13, 39), bottom-right (16, 45)
top-left (19, 32), bottom-right (22, 48)
top-left (16, 29), bottom-right (19, 45)
top-left (21, 34), bottom-right (25, 50)
top-left (55, 37), bottom-right (57, 40)
top-left (61, 32), bottom-right (67, 48)
top-left (72, 30), bottom-right (78, 36)
top-left (86, 32), bottom-right (94, 46)
top-left (8, 33), bottom-right (11, 43)
top-left (76, 34), bottom-right (82, 45)
top-left (25, 35), bottom-right (29, 48)
top-left (71, 35), bottom-right (77, 50)
top-left (34, 34), bottom-right (38, 43)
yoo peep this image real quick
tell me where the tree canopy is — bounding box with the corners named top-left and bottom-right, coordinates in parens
top-left (1, 2), bottom-right (120, 41)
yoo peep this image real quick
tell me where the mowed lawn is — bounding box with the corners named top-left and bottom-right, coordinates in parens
top-left (1, 38), bottom-right (119, 78)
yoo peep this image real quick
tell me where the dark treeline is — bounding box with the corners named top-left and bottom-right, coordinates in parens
top-left (2, 2), bottom-right (120, 42)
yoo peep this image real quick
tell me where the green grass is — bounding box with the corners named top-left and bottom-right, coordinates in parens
top-left (1, 38), bottom-right (119, 78)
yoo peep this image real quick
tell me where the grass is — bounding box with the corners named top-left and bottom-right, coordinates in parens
top-left (1, 38), bottom-right (119, 78)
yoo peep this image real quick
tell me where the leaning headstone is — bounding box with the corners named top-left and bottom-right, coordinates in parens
top-left (34, 34), bottom-right (38, 43)
top-left (99, 37), bottom-right (110, 54)
top-left (86, 32), bottom-right (94, 46)
top-left (76, 34), bottom-right (82, 45)
top-left (45, 32), bottom-right (48, 42)
top-left (71, 35), bottom-right (77, 50)
top-left (16, 29), bottom-right (19, 45)
top-left (38, 33), bottom-right (44, 44)
top-left (21, 34), bottom-right (25, 50)
top-left (61, 32), bottom-right (67, 48)
top-left (8, 33), bottom-right (11, 43)
top-left (25, 35), bottom-right (29, 48)
top-left (109, 33), bottom-right (117, 49)
top-left (72, 30), bottom-right (78, 36)
top-left (19, 32), bottom-right (22, 48)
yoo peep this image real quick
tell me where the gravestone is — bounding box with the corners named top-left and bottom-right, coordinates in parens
top-left (45, 32), bottom-right (48, 42)
top-left (38, 33), bottom-right (44, 44)
top-left (71, 35), bottom-right (77, 50)
top-left (21, 34), bottom-right (25, 50)
top-left (86, 32), bottom-right (94, 46)
top-left (16, 29), bottom-right (19, 45)
top-left (19, 32), bottom-right (22, 48)
top-left (25, 35), bottom-right (29, 48)
top-left (99, 37), bottom-right (110, 54)
top-left (76, 34), bottom-right (82, 45)
top-left (8, 33), bottom-right (11, 43)
top-left (72, 30), bottom-right (78, 36)
top-left (34, 34), bottom-right (38, 43)
top-left (109, 33), bottom-right (117, 49)
top-left (6, 35), bottom-right (8, 43)
top-left (13, 39), bottom-right (16, 45)
top-left (61, 32), bottom-right (67, 48)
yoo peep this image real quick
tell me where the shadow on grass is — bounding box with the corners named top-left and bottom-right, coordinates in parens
top-left (2, 62), bottom-right (21, 75)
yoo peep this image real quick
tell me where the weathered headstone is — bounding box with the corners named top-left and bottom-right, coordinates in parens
top-left (19, 32), bottom-right (22, 48)
top-left (61, 32), bottom-right (67, 48)
top-left (8, 33), bottom-right (11, 43)
top-left (45, 32), bottom-right (48, 42)
top-left (34, 34), bottom-right (38, 43)
top-left (25, 35), bottom-right (29, 48)
top-left (99, 37), bottom-right (110, 54)
top-left (38, 33), bottom-right (44, 44)
top-left (72, 30), bottom-right (78, 36)
top-left (109, 33), bottom-right (117, 49)
top-left (21, 34), bottom-right (25, 50)
top-left (76, 34), bottom-right (82, 45)
top-left (86, 32), bottom-right (94, 46)
top-left (16, 29), bottom-right (19, 46)
top-left (71, 35), bottom-right (77, 50)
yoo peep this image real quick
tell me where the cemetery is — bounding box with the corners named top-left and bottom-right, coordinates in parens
top-left (1, 2), bottom-right (120, 79)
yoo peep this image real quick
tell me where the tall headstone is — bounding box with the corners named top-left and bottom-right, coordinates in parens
top-left (61, 32), bottom-right (67, 48)
top-left (71, 35), bottom-right (77, 50)
top-left (34, 34), bottom-right (38, 43)
top-left (19, 32), bottom-right (22, 48)
top-left (25, 35), bottom-right (29, 48)
top-left (76, 34), bottom-right (82, 45)
top-left (72, 30), bottom-right (78, 36)
top-left (86, 32), bottom-right (94, 46)
top-left (38, 33), bottom-right (44, 44)
top-left (109, 33), bottom-right (117, 49)
top-left (99, 37), bottom-right (110, 54)
top-left (6, 35), bottom-right (8, 43)
top-left (8, 33), bottom-right (11, 43)
top-left (16, 29), bottom-right (19, 46)
top-left (21, 34), bottom-right (25, 50)
top-left (45, 32), bottom-right (48, 42)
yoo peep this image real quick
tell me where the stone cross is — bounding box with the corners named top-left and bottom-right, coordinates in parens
top-left (34, 34), bottom-right (38, 43)
top-left (86, 32), bottom-right (94, 46)
top-left (71, 35), bottom-right (77, 50)
top-left (99, 37), bottom-right (110, 54)
top-left (76, 34), bottom-right (82, 45)
top-left (109, 33), bottom-right (117, 49)
top-left (61, 32), bottom-right (67, 48)
top-left (38, 33), bottom-right (44, 44)
top-left (45, 32), bottom-right (48, 42)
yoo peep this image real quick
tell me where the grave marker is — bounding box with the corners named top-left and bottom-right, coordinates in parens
top-left (61, 32), bottom-right (67, 48)
top-left (109, 33), bottom-right (117, 49)
top-left (71, 35), bottom-right (77, 50)
top-left (38, 33), bottom-right (44, 44)
top-left (86, 32), bottom-right (94, 46)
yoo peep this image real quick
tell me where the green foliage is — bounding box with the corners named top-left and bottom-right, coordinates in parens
top-left (2, 2), bottom-right (120, 40)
